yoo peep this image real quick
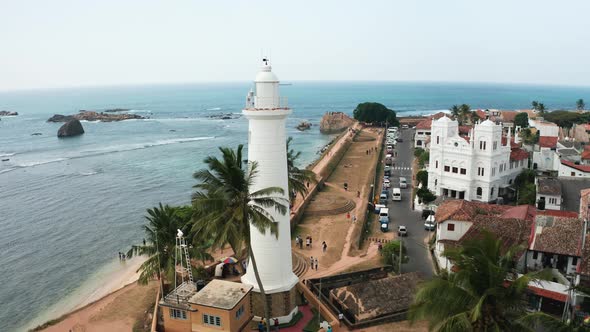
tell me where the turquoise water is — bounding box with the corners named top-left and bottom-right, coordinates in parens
top-left (1, 81), bottom-right (590, 331)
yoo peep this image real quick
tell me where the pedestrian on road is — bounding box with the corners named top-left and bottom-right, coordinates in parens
top-left (357, 190), bottom-right (360, 198)
top-left (310, 256), bottom-right (314, 266)
top-left (338, 312), bottom-right (344, 323)
top-left (306, 236), bottom-right (310, 248)
top-left (322, 241), bottom-right (327, 253)
top-left (353, 215), bottom-right (357, 223)
top-left (274, 318), bottom-right (279, 331)
top-left (314, 258), bottom-right (319, 270)
top-left (378, 243), bottom-right (383, 255)
top-left (295, 236), bottom-right (300, 248)
top-left (258, 321), bottom-right (264, 332)
top-left (347, 211), bottom-right (350, 220)
top-left (327, 325), bottom-right (332, 332)
top-left (309, 236), bottom-right (313, 248)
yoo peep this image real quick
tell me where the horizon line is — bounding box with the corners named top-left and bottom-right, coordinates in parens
top-left (2, 79), bottom-right (590, 94)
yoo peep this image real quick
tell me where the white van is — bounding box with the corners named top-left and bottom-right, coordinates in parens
top-left (392, 188), bottom-right (401, 201)
top-left (379, 207), bottom-right (389, 219)
top-left (399, 177), bottom-right (408, 189)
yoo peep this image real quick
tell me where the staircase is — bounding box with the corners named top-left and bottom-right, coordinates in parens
top-left (305, 199), bottom-right (356, 217)
top-left (292, 251), bottom-right (309, 278)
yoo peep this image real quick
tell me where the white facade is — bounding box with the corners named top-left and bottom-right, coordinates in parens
top-left (530, 119), bottom-right (559, 137)
top-left (536, 192), bottom-right (561, 210)
top-left (427, 117), bottom-right (526, 202)
top-left (434, 219), bottom-right (472, 270)
top-left (558, 161), bottom-right (590, 178)
top-left (533, 148), bottom-right (560, 172)
top-left (414, 128), bottom-right (431, 148)
top-left (241, 61), bottom-right (299, 313)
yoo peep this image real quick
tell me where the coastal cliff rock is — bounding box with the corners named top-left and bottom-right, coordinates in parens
top-left (48, 111), bottom-right (145, 122)
top-left (0, 110), bottom-right (18, 116)
top-left (58, 119), bottom-right (85, 138)
top-left (319, 112), bottom-right (355, 134)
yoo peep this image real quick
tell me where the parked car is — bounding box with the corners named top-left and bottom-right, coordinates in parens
top-left (392, 188), bottom-right (401, 201)
top-left (381, 189), bottom-right (390, 199)
top-left (383, 178), bottom-right (391, 188)
top-left (374, 204), bottom-right (386, 214)
top-left (398, 225), bottom-right (408, 237)
top-left (379, 216), bottom-right (390, 232)
top-left (422, 209), bottom-right (435, 219)
top-left (402, 124), bottom-right (409, 129)
top-left (379, 193), bottom-right (388, 205)
top-left (396, 138), bottom-right (403, 142)
top-left (424, 215), bottom-right (436, 231)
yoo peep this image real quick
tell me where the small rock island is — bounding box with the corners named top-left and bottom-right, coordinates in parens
top-left (0, 110), bottom-right (18, 116)
top-left (48, 110), bottom-right (145, 122)
top-left (58, 119), bottom-right (85, 138)
top-left (319, 111), bottom-right (355, 134)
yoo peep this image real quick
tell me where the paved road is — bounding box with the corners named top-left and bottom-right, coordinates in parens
top-left (385, 128), bottom-right (434, 278)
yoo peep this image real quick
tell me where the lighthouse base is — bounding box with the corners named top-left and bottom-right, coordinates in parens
top-left (251, 286), bottom-right (300, 324)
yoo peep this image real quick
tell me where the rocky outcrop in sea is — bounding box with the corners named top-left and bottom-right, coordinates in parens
top-left (58, 119), bottom-right (85, 138)
top-left (47, 111), bottom-right (145, 122)
top-left (207, 113), bottom-right (241, 120)
top-left (296, 121), bottom-right (312, 131)
top-left (319, 112), bottom-right (355, 134)
top-left (0, 110), bottom-right (18, 116)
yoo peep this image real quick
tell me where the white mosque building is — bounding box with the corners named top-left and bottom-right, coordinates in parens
top-left (427, 117), bottom-right (529, 202)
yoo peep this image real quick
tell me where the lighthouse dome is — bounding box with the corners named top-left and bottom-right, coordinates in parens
top-left (255, 59), bottom-right (279, 83)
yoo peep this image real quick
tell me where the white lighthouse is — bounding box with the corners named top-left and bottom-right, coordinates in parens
top-left (241, 59), bottom-right (299, 322)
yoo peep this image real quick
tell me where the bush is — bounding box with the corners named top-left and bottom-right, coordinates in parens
top-left (418, 151), bottom-right (430, 168)
top-left (353, 102), bottom-right (399, 126)
top-left (417, 188), bottom-right (436, 204)
top-left (381, 240), bottom-right (409, 267)
top-left (416, 170), bottom-right (428, 187)
top-left (518, 183), bottom-right (536, 205)
top-left (414, 148), bottom-right (425, 158)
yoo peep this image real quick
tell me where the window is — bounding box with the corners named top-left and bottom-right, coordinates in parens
top-left (532, 251), bottom-right (538, 259)
top-left (435, 179), bottom-right (438, 186)
top-left (493, 141), bottom-right (497, 150)
top-left (490, 187), bottom-right (495, 197)
top-left (572, 172), bottom-right (576, 177)
top-left (460, 168), bottom-right (466, 175)
top-left (416, 140), bottom-right (422, 146)
top-left (484, 141), bottom-right (487, 150)
top-left (573, 257), bottom-right (578, 265)
top-left (447, 223), bottom-right (455, 231)
top-left (492, 168), bottom-right (496, 176)
top-left (170, 309), bottom-right (187, 320)
top-left (452, 167), bottom-right (458, 173)
top-left (435, 160), bottom-right (438, 168)
top-left (477, 167), bottom-right (485, 176)
top-left (437, 136), bottom-right (440, 144)
top-left (444, 165), bottom-right (450, 172)
top-left (479, 141), bottom-right (483, 150)
top-left (418, 131), bottom-right (424, 135)
top-left (204, 314), bottom-right (222, 327)
top-left (476, 187), bottom-right (482, 197)
top-left (236, 305), bottom-right (245, 319)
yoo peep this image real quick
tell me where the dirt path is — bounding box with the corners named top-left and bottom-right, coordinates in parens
top-left (293, 127), bottom-right (385, 278)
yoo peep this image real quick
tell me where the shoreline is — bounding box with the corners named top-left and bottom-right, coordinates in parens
top-left (26, 256), bottom-right (146, 331)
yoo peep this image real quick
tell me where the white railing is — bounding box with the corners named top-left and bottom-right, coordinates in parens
top-left (245, 96), bottom-right (289, 110)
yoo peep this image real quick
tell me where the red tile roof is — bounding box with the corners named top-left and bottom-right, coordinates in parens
top-left (561, 160), bottom-right (590, 173)
top-left (429, 112), bottom-right (448, 120)
top-left (579, 234), bottom-right (590, 276)
top-left (537, 210), bottom-right (579, 218)
top-left (415, 118), bottom-right (432, 130)
top-left (435, 200), bottom-right (511, 223)
top-left (500, 111), bottom-right (518, 122)
top-left (458, 125), bottom-right (472, 135)
top-left (582, 146), bottom-right (590, 160)
top-left (500, 205), bottom-right (536, 222)
top-left (528, 285), bottom-right (567, 302)
top-left (475, 110), bottom-right (487, 120)
top-left (531, 217), bottom-right (583, 256)
top-left (510, 148), bottom-right (529, 161)
top-left (539, 136), bottom-right (558, 148)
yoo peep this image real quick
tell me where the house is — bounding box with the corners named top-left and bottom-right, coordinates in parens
top-left (160, 280), bottom-right (253, 332)
top-left (536, 177), bottom-right (562, 210)
top-left (414, 112), bottom-right (448, 148)
top-left (427, 117), bottom-right (528, 202)
top-left (581, 146), bottom-right (590, 165)
top-left (559, 160), bottom-right (590, 178)
top-left (532, 136), bottom-right (559, 172)
top-left (433, 200), bottom-right (534, 270)
top-left (530, 119), bottom-right (559, 137)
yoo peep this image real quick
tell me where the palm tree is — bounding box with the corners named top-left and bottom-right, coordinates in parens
top-left (458, 104), bottom-right (471, 125)
top-left (577, 99), bottom-right (586, 111)
top-left (286, 136), bottom-right (317, 203)
top-left (409, 231), bottom-right (547, 331)
top-left (191, 144), bottom-right (287, 332)
top-left (532, 101), bottom-right (539, 110)
top-left (537, 103), bottom-right (546, 115)
top-left (126, 204), bottom-right (184, 285)
top-left (450, 105), bottom-right (460, 120)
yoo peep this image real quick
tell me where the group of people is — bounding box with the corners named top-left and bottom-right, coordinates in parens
top-left (365, 146), bottom-right (377, 155)
top-left (310, 256), bottom-right (319, 270)
top-left (257, 317), bottom-right (280, 332)
top-left (295, 235), bottom-right (313, 249)
top-left (117, 252), bottom-right (127, 261)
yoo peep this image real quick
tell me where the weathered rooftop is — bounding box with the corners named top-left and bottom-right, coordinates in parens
top-left (330, 272), bottom-right (422, 322)
top-left (537, 177), bottom-right (562, 196)
top-left (579, 234), bottom-right (590, 277)
top-left (189, 280), bottom-right (252, 310)
top-left (531, 216), bottom-right (583, 256)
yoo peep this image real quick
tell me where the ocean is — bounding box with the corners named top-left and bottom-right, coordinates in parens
top-left (1, 81), bottom-right (589, 331)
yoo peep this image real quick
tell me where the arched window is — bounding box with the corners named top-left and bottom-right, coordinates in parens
top-left (490, 187), bottom-right (495, 197)
top-left (476, 187), bottom-right (482, 196)
top-left (435, 179), bottom-right (438, 186)
top-left (508, 179), bottom-right (513, 185)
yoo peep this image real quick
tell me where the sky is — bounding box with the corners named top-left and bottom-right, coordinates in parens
top-left (1, 0), bottom-right (590, 90)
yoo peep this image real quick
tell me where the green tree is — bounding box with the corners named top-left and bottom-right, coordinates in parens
top-left (518, 183), bottom-right (536, 205)
top-left (514, 112), bottom-right (529, 128)
top-left (450, 105), bottom-right (460, 119)
top-left (417, 187), bottom-right (436, 204)
top-left (531, 100), bottom-right (539, 110)
top-left (514, 169), bottom-right (535, 188)
top-left (409, 231), bottom-right (547, 331)
top-left (416, 170), bottom-right (428, 187)
top-left (286, 137), bottom-right (317, 203)
top-left (126, 204), bottom-right (212, 285)
top-left (577, 99), bottom-right (585, 111)
top-left (414, 148), bottom-right (425, 158)
top-left (353, 102), bottom-right (399, 126)
top-left (191, 145), bottom-right (287, 332)
top-left (381, 240), bottom-right (409, 268)
top-left (459, 104), bottom-right (471, 124)
top-left (418, 151), bottom-right (430, 168)
top-left (545, 110), bottom-right (587, 128)
top-left (537, 103), bottom-right (546, 115)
